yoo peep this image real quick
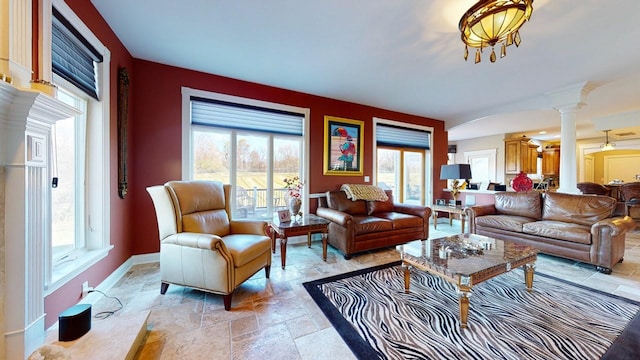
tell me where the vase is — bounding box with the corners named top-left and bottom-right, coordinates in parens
top-left (512, 171), bottom-right (533, 192)
top-left (289, 198), bottom-right (302, 218)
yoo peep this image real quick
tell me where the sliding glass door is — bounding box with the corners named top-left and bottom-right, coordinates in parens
top-left (377, 147), bottom-right (425, 205)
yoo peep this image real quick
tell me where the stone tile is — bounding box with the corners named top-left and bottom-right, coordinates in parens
top-left (232, 322), bottom-right (300, 360)
top-left (230, 315), bottom-right (259, 339)
top-left (147, 302), bottom-right (204, 336)
top-left (296, 327), bottom-right (356, 360)
top-left (286, 315), bottom-right (319, 339)
top-left (160, 321), bottom-right (230, 360)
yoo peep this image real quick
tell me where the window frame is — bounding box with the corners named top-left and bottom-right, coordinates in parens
top-left (50, 84), bottom-right (87, 260)
top-left (181, 87), bottom-right (310, 215)
top-left (464, 148), bottom-right (498, 188)
top-left (373, 117), bottom-right (433, 206)
top-left (43, 0), bottom-right (112, 295)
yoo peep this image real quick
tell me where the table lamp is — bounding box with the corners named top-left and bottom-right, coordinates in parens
top-left (440, 164), bottom-right (472, 202)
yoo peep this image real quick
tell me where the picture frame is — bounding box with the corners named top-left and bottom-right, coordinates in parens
top-left (435, 199), bottom-right (446, 206)
top-left (323, 116), bottom-right (364, 176)
top-left (277, 209), bottom-right (291, 223)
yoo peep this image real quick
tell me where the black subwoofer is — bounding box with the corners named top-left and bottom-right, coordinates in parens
top-left (58, 304), bottom-right (91, 341)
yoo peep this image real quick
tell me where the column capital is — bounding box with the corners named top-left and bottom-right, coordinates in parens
top-left (545, 81), bottom-right (597, 110)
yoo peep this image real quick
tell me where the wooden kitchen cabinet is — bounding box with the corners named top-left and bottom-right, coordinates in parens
top-left (504, 137), bottom-right (538, 174)
top-left (542, 146), bottom-right (560, 176)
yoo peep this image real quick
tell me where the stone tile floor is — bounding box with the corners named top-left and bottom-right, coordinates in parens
top-left (88, 220), bottom-right (640, 360)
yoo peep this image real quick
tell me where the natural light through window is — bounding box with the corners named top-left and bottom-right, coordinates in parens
top-left (185, 90), bottom-right (309, 220)
top-left (52, 87), bottom-right (86, 262)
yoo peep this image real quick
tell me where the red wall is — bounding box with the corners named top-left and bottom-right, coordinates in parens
top-left (130, 60), bottom-right (450, 255)
top-left (41, 0), bottom-right (450, 328)
top-left (43, 0), bottom-right (134, 328)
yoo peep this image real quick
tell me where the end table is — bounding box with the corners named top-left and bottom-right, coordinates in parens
top-left (269, 214), bottom-right (330, 269)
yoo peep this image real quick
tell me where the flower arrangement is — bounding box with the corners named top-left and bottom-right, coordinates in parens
top-left (283, 176), bottom-right (303, 199)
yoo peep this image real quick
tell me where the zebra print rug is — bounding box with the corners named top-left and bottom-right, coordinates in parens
top-left (303, 261), bottom-right (640, 360)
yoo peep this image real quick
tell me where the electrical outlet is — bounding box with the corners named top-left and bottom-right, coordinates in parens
top-left (81, 281), bottom-right (92, 297)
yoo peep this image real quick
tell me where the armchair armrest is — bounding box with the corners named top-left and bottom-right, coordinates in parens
top-left (393, 203), bottom-right (432, 219)
top-left (162, 232), bottom-right (226, 251)
top-left (230, 220), bottom-right (268, 235)
top-left (316, 207), bottom-right (354, 227)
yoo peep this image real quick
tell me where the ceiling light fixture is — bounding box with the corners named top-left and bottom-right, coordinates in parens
top-left (459, 0), bottom-right (533, 63)
top-left (601, 130), bottom-right (616, 151)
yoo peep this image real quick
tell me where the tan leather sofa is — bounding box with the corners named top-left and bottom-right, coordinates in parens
top-left (316, 190), bottom-right (431, 259)
top-left (147, 180), bottom-right (272, 310)
top-left (467, 191), bottom-right (636, 274)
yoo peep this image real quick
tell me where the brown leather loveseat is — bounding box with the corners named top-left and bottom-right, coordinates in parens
top-left (467, 191), bottom-right (636, 274)
top-left (316, 189), bottom-right (431, 259)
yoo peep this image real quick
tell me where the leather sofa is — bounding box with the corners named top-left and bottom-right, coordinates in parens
top-left (467, 191), bottom-right (636, 274)
top-left (316, 190), bottom-right (431, 259)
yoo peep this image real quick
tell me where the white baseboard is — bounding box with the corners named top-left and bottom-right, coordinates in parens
top-left (63, 252), bottom-right (160, 325)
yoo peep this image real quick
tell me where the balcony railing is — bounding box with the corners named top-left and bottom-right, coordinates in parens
top-left (236, 187), bottom-right (288, 218)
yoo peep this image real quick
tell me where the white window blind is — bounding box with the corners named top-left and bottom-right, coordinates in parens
top-left (376, 124), bottom-right (431, 149)
top-left (191, 97), bottom-right (303, 135)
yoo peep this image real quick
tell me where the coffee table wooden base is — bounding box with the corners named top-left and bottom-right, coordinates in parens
top-left (403, 262), bottom-right (536, 329)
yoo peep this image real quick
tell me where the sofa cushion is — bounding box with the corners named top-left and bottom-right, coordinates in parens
top-left (367, 191), bottom-right (394, 215)
top-left (353, 216), bottom-right (393, 235)
top-left (475, 214), bottom-right (534, 232)
top-left (326, 190), bottom-right (367, 215)
top-left (523, 220), bottom-right (591, 245)
top-left (542, 192), bottom-right (616, 226)
top-left (375, 212), bottom-right (422, 230)
top-left (494, 191), bottom-right (542, 219)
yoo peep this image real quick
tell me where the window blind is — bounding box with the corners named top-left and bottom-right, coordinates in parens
top-left (376, 124), bottom-right (431, 150)
top-left (191, 97), bottom-right (303, 136)
top-left (52, 8), bottom-right (103, 100)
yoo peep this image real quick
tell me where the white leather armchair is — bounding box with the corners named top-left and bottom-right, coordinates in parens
top-left (147, 180), bottom-right (272, 310)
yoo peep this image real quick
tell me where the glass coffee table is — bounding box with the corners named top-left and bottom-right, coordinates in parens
top-left (398, 233), bottom-right (538, 329)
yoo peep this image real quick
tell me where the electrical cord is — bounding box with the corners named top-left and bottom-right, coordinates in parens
top-left (87, 289), bottom-right (124, 319)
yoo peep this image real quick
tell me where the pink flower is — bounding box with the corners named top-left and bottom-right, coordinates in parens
top-left (283, 176), bottom-right (303, 199)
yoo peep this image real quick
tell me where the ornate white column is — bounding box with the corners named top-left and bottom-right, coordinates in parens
top-left (1, 81), bottom-right (78, 360)
top-left (557, 105), bottom-right (580, 193)
top-left (0, 0), bottom-right (33, 87)
top-left (545, 82), bottom-right (596, 194)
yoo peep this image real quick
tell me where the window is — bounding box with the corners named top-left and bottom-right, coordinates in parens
top-left (45, 0), bottom-right (111, 293)
top-left (183, 89), bottom-right (309, 220)
top-left (51, 87), bottom-right (86, 261)
top-left (464, 149), bottom-right (497, 186)
top-left (374, 119), bottom-right (433, 205)
top-left (377, 148), bottom-right (425, 205)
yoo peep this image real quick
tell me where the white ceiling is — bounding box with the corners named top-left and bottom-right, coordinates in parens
top-left (91, 0), bottom-right (640, 143)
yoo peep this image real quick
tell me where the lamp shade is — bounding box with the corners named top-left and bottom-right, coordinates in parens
top-left (440, 164), bottom-right (472, 180)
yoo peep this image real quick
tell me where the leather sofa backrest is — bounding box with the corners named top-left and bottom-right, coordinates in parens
top-left (542, 192), bottom-right (616, 226)
top-left (494, 191), bottom-right (542, 219)
top-left (166, 180), bottom-right (231, 236)
top-left (367, 190), bottom-right (394, 215)
top-left (325, 190), bottom-right (367, 215)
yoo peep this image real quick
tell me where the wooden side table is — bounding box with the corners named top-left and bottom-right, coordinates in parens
top-left (269, 214), bottom-right (330, 269)
top-left (432, 204), bottom-right (467, 233)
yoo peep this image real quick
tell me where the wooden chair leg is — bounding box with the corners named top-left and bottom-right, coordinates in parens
top-left (265, 265), bottom-right (271, 279)
top-left (160, 282), bottom-right (169, 294)
top-left (223, 293), bottom-right (233, 311)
